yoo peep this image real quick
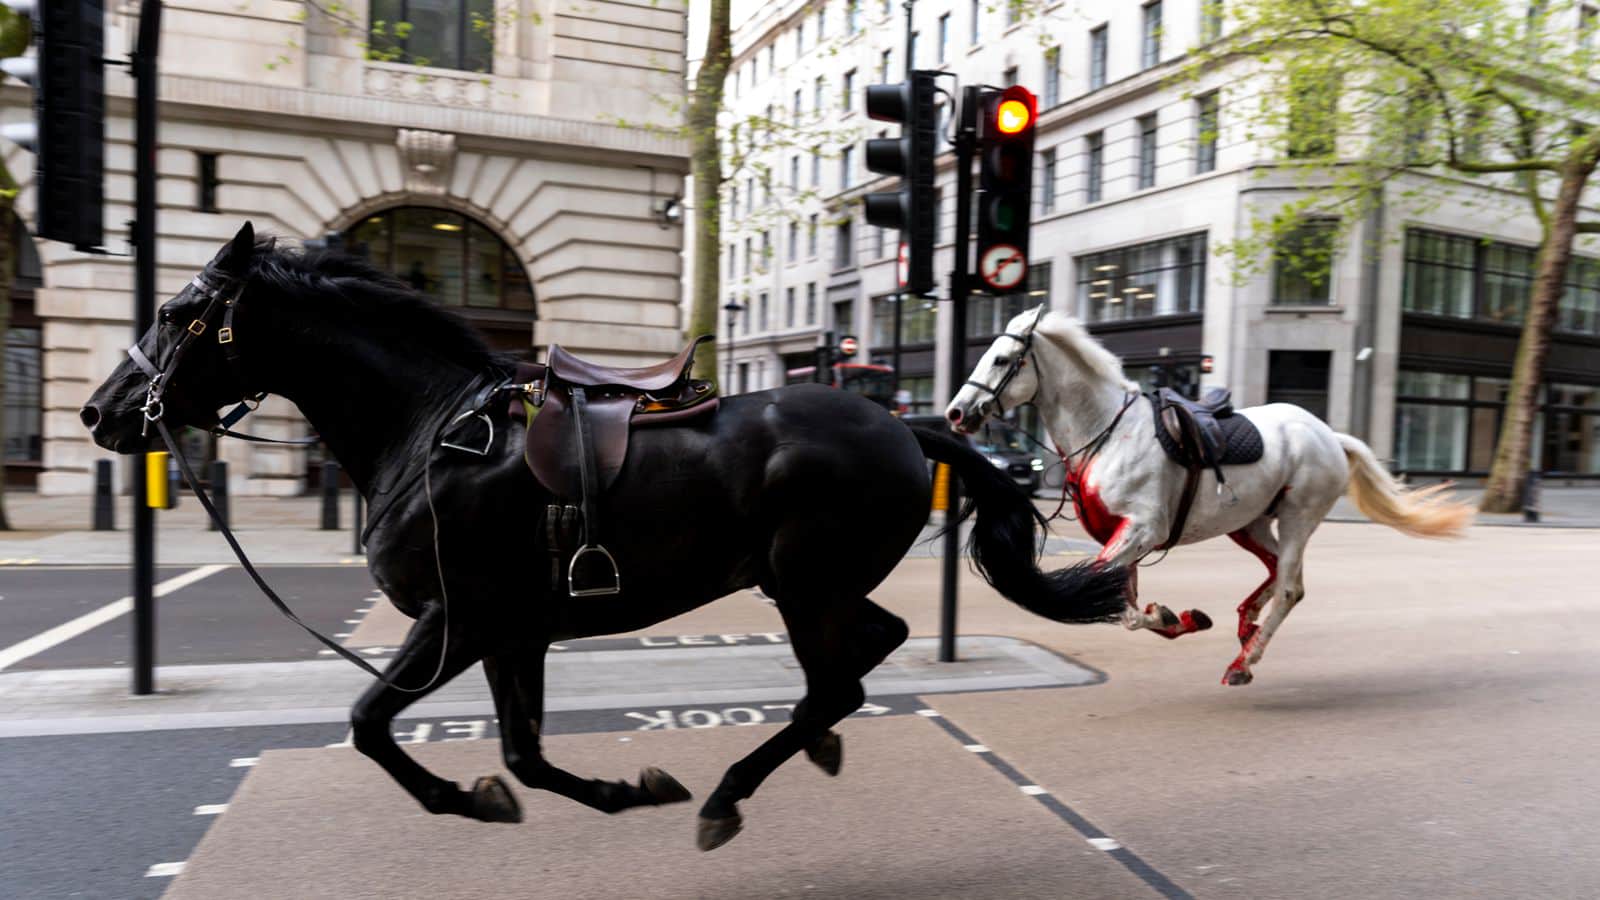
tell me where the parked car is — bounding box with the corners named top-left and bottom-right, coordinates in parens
top-left (900, 414), bottom-right (1045, 494)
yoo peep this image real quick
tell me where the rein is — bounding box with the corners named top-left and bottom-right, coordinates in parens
top-left (962, 304), bottom-right (1048, 417)
top-left (126, 267), bottom-right (493, 692)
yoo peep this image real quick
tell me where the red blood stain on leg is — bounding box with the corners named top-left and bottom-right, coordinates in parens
top-left (1227, 528), bottom-right (1278, 648)
top-left (1070, 464), bottom-right (1126, 549)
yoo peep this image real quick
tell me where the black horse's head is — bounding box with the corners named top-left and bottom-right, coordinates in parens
top-left (82, 221), bottom-right (263, 453)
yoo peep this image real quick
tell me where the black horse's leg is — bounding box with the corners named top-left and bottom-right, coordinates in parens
top-left (696, 596), bottom-right (908, 851)
top-left (348, 605), bottom-right (513, 822)
top-left (486, 648), bottom-right (693, 813)
top-left (802, 599), bottom-right (909, 775)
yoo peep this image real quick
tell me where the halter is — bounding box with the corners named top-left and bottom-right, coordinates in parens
top-left (963, 304), bottom-right (1047, 416)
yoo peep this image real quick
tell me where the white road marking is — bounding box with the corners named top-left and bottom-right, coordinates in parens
top-left (318, 649), bottom-right (336, 656)
top-left (1087, 837), bottom-right (1122, 851)
top-left (145, 862), bottom-right (186, 877)
top-left (344, 619), bottom-right (362, 625)
top-left (915, 709), bottom-right (942, 717)
top-left (333, 633), bottom-right (351, 639)
top-left (964, 743), bottom-right (991, 753)
top-left (0, 565), bottom-right (228, 673)
top-left (193, 804), bottom-right (228, 816)
top-left (1019, 785), bottom-right (1048, 796)
top-left (229, 757), bottom-right (258, 768)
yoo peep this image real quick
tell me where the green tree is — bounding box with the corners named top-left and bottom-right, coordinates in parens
top-left (1186, 0), bottom-right (1600, 512)
top-left (0, 3), bottom-right (30, 530)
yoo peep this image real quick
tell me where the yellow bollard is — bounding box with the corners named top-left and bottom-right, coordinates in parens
top-left (146, 451), bottom-right (169, 509)
top-left (931, 463), bottom-right (950, 512)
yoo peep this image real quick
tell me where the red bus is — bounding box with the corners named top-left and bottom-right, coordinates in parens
top-left (785, 362), bottom-right (897, 410)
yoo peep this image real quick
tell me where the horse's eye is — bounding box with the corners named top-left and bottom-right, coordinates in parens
top-left (994, 357), bottom-right (1010, 367)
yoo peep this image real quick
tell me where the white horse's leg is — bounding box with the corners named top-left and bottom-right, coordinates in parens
top-left (1222, 518), bottom-right (1279, 685)
top-left (1240, 504), bottom-right (1323, 672)
top-left (1098, 523), bottom-right (1212, 638)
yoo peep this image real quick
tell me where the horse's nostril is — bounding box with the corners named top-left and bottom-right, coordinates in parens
top-left (79, 405), bottom-right (101, 429)
top-left (946, 407), bottom-right (962, 424)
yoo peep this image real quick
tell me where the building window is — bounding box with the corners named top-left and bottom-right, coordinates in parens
top-left (970, 0), bottom-right (981, 44)
top-left (1089, 25), bottom-right (1108, 90)
top-left (811, 147), bottom-right (822, 186)
top-left (728, 242), bottom-right (737, 280)
top-left (790, 156), bottom-right (801, 190)
top-left (1141, 1), bottom-right (1163, 68)
top-left (758, 291), bottom-right (770, 331)
top-left (1077, 232), bottom-right (1207, 322)
top-left (817, 5), bottom-right (827, 39)
top-left (729, 184), bottom-right (739, 221)
top-left (196, 153), bottom-right (219, 213)
top-left (793, 88), bottom-right (803, 119)
top-left (833, 298), bottom-right (855, 335)
top-left (1002, 65), bottom-right (1018, 87)
top-left (746, 177), bottom-right (754, 215)
top-left (847, 0), bottom-right (861, 34)
top-left (879, 49), bottom-right (892, 84)
top-left (970, 262), bottom-right (1050, 337)
top-left (1137, 114), bottom-right (1158, 189)
top-left (814, 75), bottom-right (826, 114)
top-left (368, 0), bottom-right (493, 72)
top-left (788, 220), bottom-right (799, 261)
top-left (1267, 350), bottom-right (1331, 422)
top-left (1562, 257), bottom-right (1600, 335)
top-left (760, 230), bottom-right (771, 272)
top-left (1583, 4), bottom-right (1599, 50)
top-left (1085, 131), bottom-right (1104, 203)
top-left (808, 213), bottom-right (820, 257)
top-left (909, 30), bottom-right (918, 67)
top-left (785, 286), bottom-right (797, 328)
top-left (1287, 71), bottom-right (1338, 158)
top-left (1043, 47), bottom-right (1061, 108)
top-left (1202, 0), bottom-right (1224, 43)
top-left (744, 238), bottom-right (753, 276)
top-left (873, 294), bottom-right (938, 345)
top-left (1400, 228), bottom-right (1591, 330)
top-left (1401, 231), bottom-right (1477, 319)
top-left (841, 145), bottom-right (855, 188)
top-left (874, 225), bottom-right (886, 259)
top-left (806, 282), bottom-right (818, 323)
top-left (1482, 242), bottom-right (1536, 324)
top-left (1005, 0), bottom-right (1019, 26)
top-left (842, 69), bottom-right (856, 112)
top-left (835, 217), bottom-right (855, 269)
top-left (4, 325), bottom-right (41, 465)
top-left (933, 188), bottom-right (943, 240)
top-left (767, 44), bottom-right (775, 76)
top-left (938, 13), bottom-right (950, 62)
top-left (343, 207), bottom-right (535, 312)
top-left (796, 20), bottom-right (806, 55)
top-left (1195, 91), bottom-right (1219, 173)
top-left (1272, 219), bottom-right (1339, 305)
top-left (1040, 147), bottom-right (1057, 213)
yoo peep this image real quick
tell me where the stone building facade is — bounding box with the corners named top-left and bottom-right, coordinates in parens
top-left (3, 0), bottom-right (689, 494)
top-left (714, 0), bottom-right (1600, 480)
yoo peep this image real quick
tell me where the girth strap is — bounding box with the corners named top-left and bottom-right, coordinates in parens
top-left (571, 386), bottom-right (601, 545)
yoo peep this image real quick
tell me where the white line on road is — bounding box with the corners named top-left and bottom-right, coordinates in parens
top-left (1087, 837), bottom-right (1122, 851)
top-left (229, 757), bottom-right (258, 768)
top-left (0, 565), bottom-right (228, 673)
top-left (193, 804), bottom-right (228, 816)
top-left (1019, 785), bottom-right (1048, 796)
top-left (145, 862), bottom-right (186, 877)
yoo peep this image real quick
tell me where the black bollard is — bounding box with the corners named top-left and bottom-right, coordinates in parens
top-left (1522, 470), bottom-right (1541, 523)
top-left (320, 461), bottom-right (340, 530)
top-left (352, 490), bottom-right (364, 554)
top-left (208, 460), bottom-right (229, 531)
top-left (93, 459), bottom-right (115, 531)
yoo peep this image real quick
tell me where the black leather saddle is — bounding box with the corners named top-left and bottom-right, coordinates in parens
top-left (1148, 387), bottom-right (1264, 478)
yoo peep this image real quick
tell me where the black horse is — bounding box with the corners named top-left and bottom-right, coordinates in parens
top-left (82, 223), bottom-right (1126, 850)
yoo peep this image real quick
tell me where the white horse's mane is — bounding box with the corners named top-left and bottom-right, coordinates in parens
top-left (1029, 309), bottom-right (1138, 391)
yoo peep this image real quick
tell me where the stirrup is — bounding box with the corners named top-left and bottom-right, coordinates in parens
top-left (440, 410), bottom-right (495, 456)
top-left (568, 544), bottom-right (622, 597)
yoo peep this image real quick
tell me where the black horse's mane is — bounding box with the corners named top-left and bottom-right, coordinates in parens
top-left (241, 241), bottom-right (510, 372)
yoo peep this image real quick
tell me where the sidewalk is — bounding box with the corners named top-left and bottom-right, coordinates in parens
top-left (0, 483), bottom-right (1595, 567)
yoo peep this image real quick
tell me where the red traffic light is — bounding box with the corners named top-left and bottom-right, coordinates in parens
top-left (988, 86), bottom-right (1036, 138)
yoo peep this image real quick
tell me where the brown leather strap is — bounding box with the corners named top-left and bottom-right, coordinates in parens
top-left (1162, 463), bottom-right (1202, 551)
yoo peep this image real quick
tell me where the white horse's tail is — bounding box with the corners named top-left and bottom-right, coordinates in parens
top-left (1335, 433), bottom-right (1474, 538)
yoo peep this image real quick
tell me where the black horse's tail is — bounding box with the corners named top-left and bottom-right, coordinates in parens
top-left (911, 425), bottom-right (1127, 624)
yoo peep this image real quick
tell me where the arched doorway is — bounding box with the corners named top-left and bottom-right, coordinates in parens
top-left (342, 207), bottom-right (536, 352)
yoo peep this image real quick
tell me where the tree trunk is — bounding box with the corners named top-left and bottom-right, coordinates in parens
top-left (686, 0), bottom-right (730, 385)
top-left (1479, 160), bottom-right (1594, 512)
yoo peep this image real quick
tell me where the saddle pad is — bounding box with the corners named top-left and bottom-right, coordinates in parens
top-left (1150, 403), bottom-right (1265, 467)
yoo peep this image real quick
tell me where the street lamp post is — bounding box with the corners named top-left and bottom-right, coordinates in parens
top-left (723, 300), bottom-right (744, 394)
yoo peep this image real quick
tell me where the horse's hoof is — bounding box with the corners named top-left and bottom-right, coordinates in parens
top-left (696, 813), bottom-right (744, 852)
top-left (470, 775), bottom-right (522, 823)
top-left (805, 731), bottom-right (843, 776)
top-left (1189, 609), bottom-right (1213, 631)
top-left (640, 767), bottom-right (692, 805)
top-left (1222, 666), bottom-right (1254, 686)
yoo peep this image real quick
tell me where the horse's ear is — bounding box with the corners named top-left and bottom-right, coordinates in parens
top-left (214, 221), bottom-right (255, 274)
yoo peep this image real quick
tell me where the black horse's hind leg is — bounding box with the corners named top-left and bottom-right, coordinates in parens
top-left (348, 605), bottom-right (511, 822)
top-left (486, 648), bottom-right (693, 814)
top-left (697, 597), bottom-right (908, 851)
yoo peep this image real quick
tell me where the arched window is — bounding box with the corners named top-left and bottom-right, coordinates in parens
top-left (343, 207), bottom-right (534, 312)
top-left (368, 0), bottom-right (494, 72)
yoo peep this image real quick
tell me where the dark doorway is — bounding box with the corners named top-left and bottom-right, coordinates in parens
top-left (1267, 350), bottom-right (1332, 421)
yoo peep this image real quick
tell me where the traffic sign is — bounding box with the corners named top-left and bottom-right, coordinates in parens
top-left (838, 335), bottom-right (859, 357)
top-left (979, 243), bottom-right (1026, 291)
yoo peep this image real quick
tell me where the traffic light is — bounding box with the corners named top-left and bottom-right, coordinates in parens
top-left (863, 70), bottom-right (938, 296)
top-left (0, 0), bottom-right (105, 251)
top-left (976, 85), bottom-right (1036, 293)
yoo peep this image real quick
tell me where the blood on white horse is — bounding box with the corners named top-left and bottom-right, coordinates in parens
top-left (947, 308), bottom-right (1475, 685)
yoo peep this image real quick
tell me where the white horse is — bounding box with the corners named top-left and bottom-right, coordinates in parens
top-left (947, 308), bottom-right (1474, 685)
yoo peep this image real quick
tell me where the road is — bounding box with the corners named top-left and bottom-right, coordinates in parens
top-left (1, 521), bottom-right (1597, 898)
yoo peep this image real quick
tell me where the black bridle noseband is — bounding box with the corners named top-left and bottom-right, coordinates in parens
top-left (963, 304), bottom-right (1047, 417)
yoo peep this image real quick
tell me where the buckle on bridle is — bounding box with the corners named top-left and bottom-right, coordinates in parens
top-left (187, 319), bottom-right (207, 336)
top-left (217, 326), bottom-right (234, 344)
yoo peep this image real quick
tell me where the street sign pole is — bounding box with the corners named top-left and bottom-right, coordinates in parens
top-left (939, 86), bottom-right (978, 664)
top-left (131, 0), bottom-right (162, 696)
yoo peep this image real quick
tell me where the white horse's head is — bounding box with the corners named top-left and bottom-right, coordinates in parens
top-left (945, 306), bottom-right (1049, 433)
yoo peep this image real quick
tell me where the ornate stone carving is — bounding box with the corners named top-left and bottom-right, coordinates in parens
top-left (363, 64), bottom-right (492, 109)
top-left (396, 128), bottom-right (458, 195)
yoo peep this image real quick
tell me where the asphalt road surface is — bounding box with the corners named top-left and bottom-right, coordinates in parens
top-left (2, 521), bottom-right (1598, 899)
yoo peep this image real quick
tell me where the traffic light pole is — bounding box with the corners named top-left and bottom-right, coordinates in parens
top-left (938, 86), bottom-right (978, 664)
top-left (130, 0), bottom-right (162, 696)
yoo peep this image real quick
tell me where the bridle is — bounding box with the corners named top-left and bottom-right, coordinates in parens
top-left (962, 304), bottom-right (1047, 417)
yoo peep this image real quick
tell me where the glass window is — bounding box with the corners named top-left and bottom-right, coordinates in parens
top-left (4, 325), bottom-right (41, 464)
top-left (1078, 233), bottom-right (1206, 322)
top-left (1141, 1), bottom-right (1163, 69)
top-left (1396, 402), bottom-right (1469, 472)
top-left (1202, 0), bottom-right (1223, 42)
top-left (1402, 229), bottom-right (1476, 318)
top-left (970, 0), bottom-right (981, 44)
top-left (1272, 219), bottom-right (1338, 305)
top-left (806, 283), bottom-right (818, 323)
top-left (1482, 243), bottom-right (1534, 324)
top-left (368, 0), bottom-right (494, 72)
top-left (1040, 148), bottom-right (1057, 213)
top-left (1089, 25), bottom-right (1108, 90)
top-left (840, 145), bottom-right (855, 188)
top-left (1085, 132), bottom-right (1104, 203)
top-left (1137, 114), bottom-right (1158, 189)
top-left (1287, 70), bottom-right (1338, 158)
top-left (1044, 47), bottom-right (1061, 108)
top-left (1196, 91), bottom-right (1219, 173)
top-left (842, 70), bottom-right (856, 112)
top-left (834, 218), bottom-right (855, 269)
top-left (345, 207), bottom-right (533, 312)
top-left (785, 287), bottom-right (797, 328)
top-left (847, 0), bottom-right (861, 33)
top-left (1561, 258), bottom-right (1600, 335)
top-left (938, 13), bottom-right (949, 62)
